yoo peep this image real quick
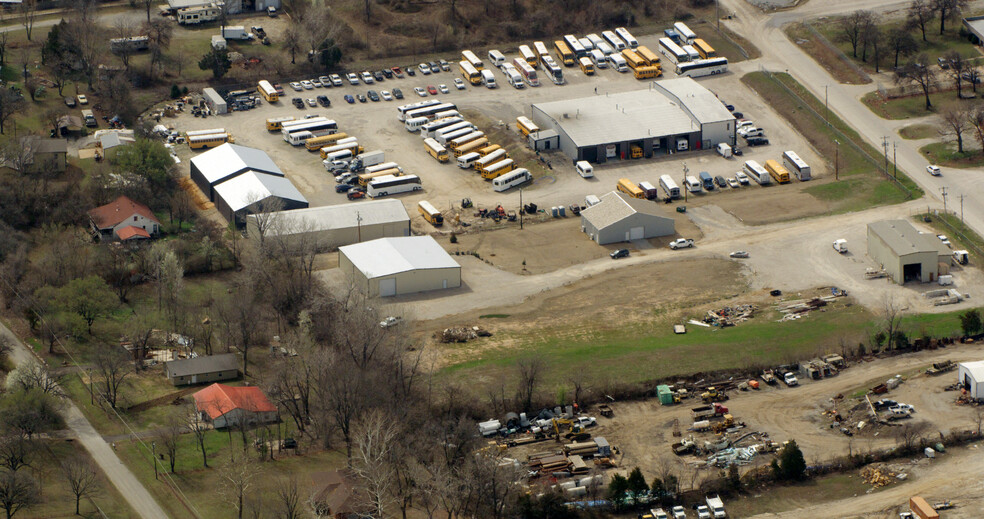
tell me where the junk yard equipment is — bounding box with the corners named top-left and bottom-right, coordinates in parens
top-left (692, 403), bottom-right (729, 420)
top-left (926, 360), bottom-right (955, 375)
top-left (701, 387), bottom-right (727, 402)
top-left (598, 404), bottom-right (613, 417)
top-left (672, 436), bottom-right (696, 455)
top-left (909, 496), bottom-right (939, 519)
top-left (761, 370), bottom-right (777, 385)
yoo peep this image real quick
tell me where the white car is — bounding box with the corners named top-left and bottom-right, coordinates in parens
top-left (380, 90), bottom-right (393, 101)
top-left (729, 251), bottom-right (749, 258)
top-left (330, 74), bottom-right (343, 86)
top-left (379, 316), bottom-right (402, 328)
top-left (937, 234), bottom-right (952, 248)
top-left (671, 506), bottom-right (688, 519)
top-left (419, 63), bottom-right (431, 75)
top-left (346, 73), bottom-right (359, 85)
top-left (727, 178), bottom-right (739, 188)
top-left (927, 164), bottom-right (942, 176)
top-left (289, 82), bottom-right (303, 91)
top-left (696, 505), bottom-right (711, 519)
top-left (310, 78), bottom-right (322, 87)
top-left (735, 171), bottom-right (750, 185)
top-left (574, 416), bottom-right (597, 428)
top-left (300, 80), bottom-right (314, 90)
top-left (783, 372), bottom-right (798, 386)
top-left (438, 84), bottom-right (449, 94)
top-left (889, 403), bottom-right (915, 414)
top-left (360, 71), bottom-right (374, 84)
top-left (736, 119), bottom-right (754, 129)
top-left (453, 78), bottom-right (466, 90)
top-left (414, 86), bottom-right (428, 97)
top-left (76, 94), bottom-right (88, 105)
top-left (669, 238), bottom-right (695, 250)
top-left (318, 75), bottom-right (330, 86)
top-left (335, 172), bottom-right (354, 183)
top-left (306, 98), bottom-right (316, 106)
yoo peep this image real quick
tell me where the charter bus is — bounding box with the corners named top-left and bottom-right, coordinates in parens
top-left (358, 168), bottom-right (402, 186)
top-left (622, 49), bottom-right (647, 70)
top-left (305, 132), bottom-right (349, 151)
top-left (396, 99), bottom-right (442, 121)
top-left (434, 122), bottom-right (475, 142)
top-left (188, 133), bottom-right (233, 149)
top-left (265, 116), bottom-right (295, 131)
top-left (517, 116), bottom-right (539, 137)
top-left (659, 175), bottom-right (681, 199)
top-left (433, 109), bottom-right (460, 120)
top-left (455, 137), bottom-right (489, 157)
top-left (457, 152), bottom-right (482, 169)
top-left (602, 30), bottom-right (626, 51)
top-left (533, 41), bottom-right (549, 63)
top-left (424, 138), bottom-right (450, 163)
top-left (579, 56), bottom-right (595, 75)
top-left (420, 117), bottom-right (464, 139)
top-left (764, 159), bottom-right (791, 184)
top-left (586, 34), bottom-right (605, 51)
top-left (633, 65), bottom-right (661, 79)
top-left (367, 174), bottom-right (422, 198)
top-left (461, 50), bottom-right (483, 70)
top-left (515, 59), bottom-right (539, 86)
top-left (436, 127), bottom-right (473, 146)
top-left (616, 27), bottom-right (638, 49)
top-left (404, 102), bottom-right (458, 121)
top-left (554, 40), bottom-right (575, 66)
top-left (282, 119), bottom-right (338, 145)
top-left (185, 128), bottom-right (226, 137)
top-left (743, 160), bottom-right (771, 185)
top-left (257, 80), bottom-right (279, 102)
top-left (477, 144), bottom-right (501, 156)
top-left (460, 61), bottom-right (482, 85)
top-left (676, 57), bottom-right (729, 78)
top-left (563, 35), bottom-right (586, 58)
top-left (481, 158), bottom-right (515, 180)
top-left (319, 139), bottom-right (361, 159)
top-left (492, 168), bottom-right (532, 192)
top-left (448, 131), bottom-right (485, 151)
top-left (782, 150), bottom-right (811, 181)
top-left (674, 22), bottom-right (697, 44)
top-left (616, 178), bottom-right (645, 199)
top-left (692, 38), bottom-right (716, 59)
top-left (518, 45), bottom-right (537, 68)
top-left (365, 162), bottom-right (401, 175)
top-left (418, 200), bottom-right (443, 226)
top-left (473, 149), bottom-right (508, 171)
top-left (280, 117), bottom-right (327, 129)
top-left (542, 56), bottom-right (565, 84)
top-left (636, 45), bottom-right (661, 66)
top-left (658, 38), bottom-right (689, 64)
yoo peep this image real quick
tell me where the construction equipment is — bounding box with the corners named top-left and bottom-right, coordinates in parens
top-left (701, 387), bottom-right (725, 402)
top-left (461, 198), bottom-right (473, 208)
top-left (671, 436), bottom-right (696, 455)
top-left (926, 360), bottom-right (955, 375)
top-left (711, 414), bottom-right (735, 433)
top-left (598, 404), bottom-right (613, 417)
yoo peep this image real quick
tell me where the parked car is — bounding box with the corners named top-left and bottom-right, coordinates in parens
top-left (961, 72), bottom-right (981, 84)
top-left (418, 63), bottom-right (431, 75)
top-left (429, 61), bottom-right (440, 74)
top-left (346, 73), bottom-right (359, 85)
top-left (64, 97), bottom-right (76, 107)
top-left (317, 95), bottom-right (331, 107)
top-left (406, 66), bottom-right (416, 76)
top-left (729, 251), bottom-right (749, 258)
top-left (360, 71), bottom-right (374, 84)
top-left (330, 74), bottom-right (343, 86)
top-left (374, 70), bottom-right (385, 82)
top-left (671, 506), bottom-right (687, 519)
top-left (440, 59), bottom-right (450, 71)
top-left (732, 111), bottom-right (744, 119)
top-left (427, 85), bottom-right (438, 95)
top-left (574, 416), bottom-right (597, 427)
top-left (735, 171), bottom-right (750, 185)
top-left (696, 505), bottom-right (711, 519)
top-left (727, 178), bottom-right (739, 188)
top-left (367, 90), bottom-right (380, 102)
top-left (318, 75), bottom-right (330, 86)
top-left (300, 80), bottom-right (314, 89)
top-left (77, 94), bottom-right (88, 105)
top-left (745, 136), bottom-right (769, 146)
top-left (414, 86), bottom-right (428, 97)
top-left (610, 248), bottom-right (629, 259)
top-left (783, 372), bottom-right (799, 386)
top-left (391, 66), bottom-right (404, 78)
top-left (937, 234), bottom-right (952, 247)
top-left (306, 98), bottom-right (316, 106)
top-left (379, 316), bottom-right (402, 328)
top-left (669, 238), bottom-right (695, 250)
top-left (290, 82), bottom-right (303, 91)
top-left (335, 172), bottom-right (354, 184)
top-left (357, 94), bottom-right (367, 103)
top-left (454, 78), bottom-right (466, 90)
top-left (714, 175), bottom-right (726, 187)
top-left (725, 103), bottom-right (735, 111)
top-left (392, 88), bottom-right (404, 99)
top-left (938, 56), bottom-right (950, 69)
top-left (380, 90), bottom-right (393, 101)
top-left (273, 83), bottom-right (285, 96)
top-left (439, 84), bottom-right (449, 94)
top-left (889, 403), bottom-right (914, 414)
top-left (335, 183), bottom-right (354, 193)
top-left (927, 164), bottom-right (942, 176)
top-left (381, 68), bottom-right (392, 79)
top-left (344, 94), bottom-right (355, 104)
top-left (292, 97), bottom-right (304, 108)
top-left (347, 190), bottom-right (366, 200)
top-left (309, 78), bottom-right (322, 87)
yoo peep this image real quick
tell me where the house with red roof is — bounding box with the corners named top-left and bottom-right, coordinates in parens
top-left (192, 383), bottom-right (278, 429)
top-left (88, 196), bottom-right (161, 241)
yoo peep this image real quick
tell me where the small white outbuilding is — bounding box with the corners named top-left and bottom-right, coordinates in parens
top-left (957, 360), bottom-right (984, 400)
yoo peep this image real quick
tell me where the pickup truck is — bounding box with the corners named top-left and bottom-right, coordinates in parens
top-left (705, 494), bottom-right (726, 518)
top-left (783, 372), bottom-right (798, 386)
top-left (670, 238), bottom-right (695, 250)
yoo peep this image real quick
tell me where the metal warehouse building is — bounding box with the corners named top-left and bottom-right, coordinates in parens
top-left (190, 143), bottom-right (284, 201)
top-left (202, 87), bottom-right (227, 115)
top-left (957, 361), bottom-right (984, 400)
top-left (580, 191), bottom-right (676, 244)
top-left (246, 199), bottom-right (411, 249)
top-left (338, 236), bottom-right (461, 297)
top-left (530, 77), bottom-right (735, 163)
top-left (867, 220), bottom-right (952, 285)
top-left (213, 171), bottom-right (308, 227)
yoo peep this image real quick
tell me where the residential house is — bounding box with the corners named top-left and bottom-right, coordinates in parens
top-left (20, 137), bottom-right (68, 173)
top-left (88, 196), bottom-right (161, 241)
top-left (164, 353), bottom-right (239, 386)
top-left (192, 383), bottom-right (277, 429)
top-left (309, 470), bottom-right (365, 519)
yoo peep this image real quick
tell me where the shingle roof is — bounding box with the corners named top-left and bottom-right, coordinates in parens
top-left (166, 353), bottom-right (238, 378)
top-left (116, 226), bottom-right (151, 241)
top-left (868, 220), bottom-right (948, 257)
top-left (580, 191), bottom-right (672, 230)
top-left (339, 236), bottom-right (460, 279)
top-left (88, 196), bottom-right (160, 229)
top-left (213, 171), bottom-right (308, 212)
top-left (190, 143), bottom-right (283, 186)
top-left (193, 383), bottom-right (276, 420)
top-left (247, 199), bottom-right (410, 237)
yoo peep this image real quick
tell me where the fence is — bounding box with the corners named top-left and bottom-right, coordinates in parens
top-left (759, 69), bottom-right (916, 199)
top-left (930, 211), bottom-right (984, 259)
top-left (802, 21), bottom-right (872, 83)
top-left (705, 19), bottom-right (749, 60)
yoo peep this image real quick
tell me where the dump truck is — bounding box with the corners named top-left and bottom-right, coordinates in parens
top-left (691, 403), bottom-right (728, 420)
top-left (705, 494), bottom-right (726, 518)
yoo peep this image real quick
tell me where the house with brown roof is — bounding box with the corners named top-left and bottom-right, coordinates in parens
top-left (20, 137), bottom-right (68, 173)
top-left (309, 470), bottom-right (365, 519)
top-left (88, 196), bottom-right (161, 241)
top-left (192, 383), bottom-right (277, 429)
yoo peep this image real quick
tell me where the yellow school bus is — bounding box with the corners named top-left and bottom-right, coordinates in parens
top-left (617, 178), bottom-right (645, 199)
top-left (265, 116), bottom-right (295, 131)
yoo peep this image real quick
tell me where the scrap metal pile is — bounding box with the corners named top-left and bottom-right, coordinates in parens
top-left (702, 304), bottom-right (757, 327)
top-left (437, 326), bottom-right (492, 343)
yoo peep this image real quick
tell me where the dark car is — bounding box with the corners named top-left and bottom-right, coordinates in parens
top-left (292, 97), bottom-right (304, 108)
top-left (281, 438), bottom-right (298, 449)
top-left (273, 83), bottom-right (285, 96)
top-left (317, 95), bottom-right (331, 107)
top-left (391, 66), bottom-right (404, 78)
top-left (382, 69), bottom-right (393, 78)
top-left (347, 190), bottom-right (366, 200)
top-left (392, 88), bottom-right (404, 99)
top-left (725, 104), bottom-right (735, 112)
top-left (429, 61), bottom-right (440, 74)
top-left (610, 249), bottom-right (629, 259)
top-left (732, 111), bottom-right (744, 119)
top-left (406, 66), bottom-right (416, 77)
top-left (64, 97), bottom-right (76, 107)
top-left (336, 183), bottom-right (354, 193)
top-left (732, 146), bottom-right (743, 156)
top-left (373, 70), bottom-right (385, 82)
top-left (357, 94), bottom-right (367, 103)
top-left (746, 136), bottom-right (770, 146)
top-left (344, 94), bottom-right (355, 104)
top-left (938, 57), bottom-right (950, 69)
top-left (367, 90), bottom-right (380, 102)
top-left (715, 175), bottom-right (727, 187)
top-left (427, 85), bottom-right (438, 95)
top-left (439, 59), bottom-right (450, 71)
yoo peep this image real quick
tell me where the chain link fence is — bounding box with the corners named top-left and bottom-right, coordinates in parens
top-left (802, 21), bottom-right (872, 84)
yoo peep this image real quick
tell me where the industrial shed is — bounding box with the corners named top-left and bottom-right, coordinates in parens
top-left (165, 353), bottom-right (239, 386)
top-left (202, 87), bottom-right (227, 115)
top-left (246, 199), bottom-right (411, 249)
top-left (189, 143), bottom-right (284, 201)
top-left (530, 77), bottom-right (735, 163)
top-left (213, 171), bottom-right (308, 227)
top-left (957, 361), bottom-right (984, 400)
top-left (580, 191), bottom-right (675, 244)
top-left (867, 220), bottom-right (952, 285)
top-left (338, 236), bottom-right (461, 297)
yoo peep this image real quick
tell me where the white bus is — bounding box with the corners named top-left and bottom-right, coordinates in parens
top-left (367, 174), bottom-right (422, 197)
top-left (405, 116), bottom-right (429, 132)
top-left (589, 49), bottom-right (608, 69)
top-left (676, 57), bottom-right (729, 78)
top-left (457, 152), bottom-right (482, 169)
top-left (607, 53), bottom-right (628, 72)
top-left (782, 150), bottom-right (811, 181)
top-left (586, 33), bottom-right (605, 50)
top-left (658, 37), bottom-right (689, 64)
top-left (404, 102), bottom-right (457, 121)
top-left (564, 34), bottom-right (587, 58)
top-left (659, 175), bottom-right (680, 199)
top-left (616, 27), bottom-right (638, 49)
top-left (420, 117), bottom-right (464, 138)
top-left (681, 44), bottom-right (700, 61)
top-left (473, 149), bottom-right (507, 171)
top-left (597, 41), bottom-right (615, 56)
top-left (436, 127), bottom-right (474, 146)
top-left (541, 56), bottom-right (565, 84)
top-left (365, 162), bottom-right (401, 175)
top-left (185, 128), bottom-right (226, 137)
top-left (602, 30), bottom-right (626, 51)
top-left (533, 41), bottom-right (550, 63)
top-left (487, 49), bottom-right (506, 67)
top-left (515, 59), bottom-right (539, 86)
top-left (396, 99), bottom-right (441, 121)
top-left (282, 119), bottom-right (338, 145)
top-left (434, 121), bottom-right (475, 140)
top-left (433, 109), bottom-right (460, 120)
top-left (280, 117), bottom-right (328, 130)
top-left (743, 160), bottom-right (771, 185)
top-left (481, 158), bottom-right (515, 179)
top-left (673, 22), bottom-right (697, 44)
top-left (492, 168), bottom-right (531, 192)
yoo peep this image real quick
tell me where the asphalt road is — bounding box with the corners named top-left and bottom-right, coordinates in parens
top-left (0, 322), bottom-right (170, 519)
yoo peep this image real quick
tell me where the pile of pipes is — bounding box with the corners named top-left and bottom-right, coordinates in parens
top-left (553, 474), bottom-right (605, 498)
top-left (564, 441), bottom-right (599, 457)
top-left (776, 295), bottom-right (839, 322)
top-left (437, 326), bottom-right (492, 343)
top-left (528, 453), bottom-right (570, 476)
top-left (705, 446), bottom-right (759, 468)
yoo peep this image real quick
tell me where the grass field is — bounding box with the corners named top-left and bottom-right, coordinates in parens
top-left (725, 473), bottom-right (879, 517)
top-left (919, 140), bottom-right (984, 168)
top-left (899, 123), bottom-right (938, 140)
top-left (784, 23), bottom-right (871, 85)
top-left (860, 90), bottom-right (975, 120)
top-left (742, 72), bottom-right (922, 210)
top-left (26, 441), bottom-right (135, 518)
top-left (689, 20), bottom-right (759, 63)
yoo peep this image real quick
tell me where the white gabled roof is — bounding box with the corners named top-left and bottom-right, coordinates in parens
top-left (190, 143), bottom-right (283, 186)
top-left (248, 199), bottom-right (410, 236)
top-left (340, 236), bottom-right (460, 279)
top-left (581, 191), bottom-right (671, 230)
top-left (960, 360), bottom-right (984, 381)
top-left (213, 171), bottom-right (307, 212)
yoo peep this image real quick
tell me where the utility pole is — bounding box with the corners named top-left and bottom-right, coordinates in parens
top-left (825, 85), bottom-right (829, 127)
top-left (682, 162), bottom-right (689, 202)
top-left (519, 188), bottom-right (524, 230)
top-left (893, 141), bottom-right (897, 178)
top-left (834, 140), bottom-right (840, 180)
top-left (716, 0), bottom-right (720, 30)
top-left (940, 186), bottom-right (948, 215)
top-left (882, 136), bottom-right (889, 174)
top-left (356, 211), bottom-right (362, 242)
top-left (960, 194), bottom-right (964, 222)
top-left (152, 441), bottom-right (158, 480)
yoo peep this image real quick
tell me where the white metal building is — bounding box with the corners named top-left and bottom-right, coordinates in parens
top-left (580, 191), bottom-right (675, 244)
top-left (338, 236), bottom-right (461, 297)
top-left (958, 361), bottom-right (984, 399)
top-left (190, 143), bottom-right (284, 201)
top-left (167, 0), bottom-right (281, 14)
top-left (246, 199), bottom-right (411, 249)
top-left (202, 87), bottom-right (227, 115)
top-left (652, 78), bottom-right (736, 148)
top-left (213, 171), bottom-right (308, 227)
top-left (867, 220), bottom-right (952, 285)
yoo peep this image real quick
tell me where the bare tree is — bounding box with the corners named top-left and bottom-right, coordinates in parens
top-left (946, 50), bottom-right (967, 98)
top-left (881, 297), bottom-right (906, 350)
top-left (220, 452), bottom-right (260, 519)
top-left (0, 89), bottom-right (26, 134)
top-left (516, 355), bottom-right (544, 413)
top-left (895, 421), bottom-right (930, 452)
top-left (0, 438), bottom-right (32, 474)
top-left (93, 346), bottom-right (132, 409)
top-left (159, 413), bottom-right (183, 473)
top-left (864, 25), bottom-right (884, 72)
top-left (17, 0), bottom-right (38, 41)
top-left (939, 103), bottom-right (970, 153)
top-left (859, 13), bottom-right (879, 63)
top-left (62, 455), bottom-right (99, 516)
top-left (841, 10), bottom-right (874, 58)
top-left (970, 102), bottom-right (984, 153)
top-left (217, 280), bottom-right (263, 377)
top-left (283, 25), bottom-right (301, 65)
top-left (9, 361), bottom-right (61, 396)
top-left (188, 406), bottom-right (211, 468)
top-left (932, 0), bottom-right (967, 35)
top-left (966, 65), bottom-right (982, 94)
top-left (908, 0), bottom-right (934, 41)
top-left (351, 410), bottom-right (399, 518)
top-left (139, 0), bottom-right (155, 22)
top-left (0, 469), bottom-right (39, 519)
top-left (276, 475), bottom-right (302, 519)
top-left (112, 18), bottom-right (136, 70)
top-left (895, 54), bottom-right (938, 110)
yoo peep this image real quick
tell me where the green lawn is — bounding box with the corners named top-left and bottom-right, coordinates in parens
top-left (861, 90), bottom-right (978, 120)
top-left (784, 23), bottom-right (871, 85)
top-left (899, 123), bottom-right (938, 140)
top-left (725, 473), bottom-right (879, 517)
top-left (27, 441), bottom-right (137, 518)
top-left (920, 140), bottom-right (984, 168)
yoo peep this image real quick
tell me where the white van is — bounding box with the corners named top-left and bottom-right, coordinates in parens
top-left (589, 49), bottom-right (608, 69)
top-left (488, 49), bottom-right (506, 67)
top-left (584, 194), bottom-right (601, 207)
top-left (575, 161), bottom-right (594, 178)
top-left (506, 68), bottom-right (524, 88)
top-left (323, 149), bottom-right (354, 163)
top-left (607, 53), bottom-right (628, 72)
top-left (481, 69), bottom-right (497, 88)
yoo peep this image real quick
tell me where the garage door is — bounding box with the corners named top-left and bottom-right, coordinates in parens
top-left (629, 226), bottom-right (644, 240)
top-left (379, 278), bottom-right (397, 297)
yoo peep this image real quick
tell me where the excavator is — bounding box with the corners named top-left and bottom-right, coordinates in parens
top-left (551, 418), bottom-right (589, 442)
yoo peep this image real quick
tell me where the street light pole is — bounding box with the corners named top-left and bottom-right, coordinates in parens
top-left (152, 441), bottom-right (158, 480)
top-left (941, 187), bottom-right (948, 215)
top-left (834, 140), bottom-right (840, 180)
top-left (825, 85), bottom-right (829, 127)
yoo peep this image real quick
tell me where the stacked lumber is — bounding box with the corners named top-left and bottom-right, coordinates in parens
top-left (563, 441), bottom-right (598, 456)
